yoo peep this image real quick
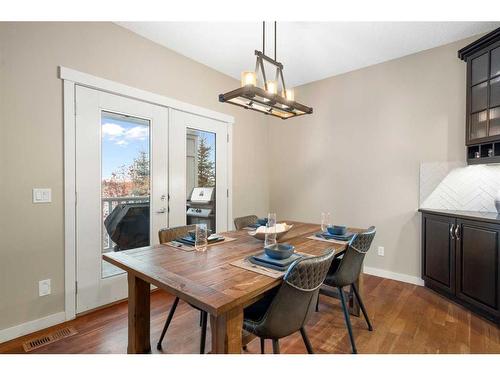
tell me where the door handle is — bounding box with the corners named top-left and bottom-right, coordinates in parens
top-left (450, 224), bottom-right (455, 240)
top-left (455, 225), bottom-right (460, 241)
top-left (156, 207), bottom-right (167, 214)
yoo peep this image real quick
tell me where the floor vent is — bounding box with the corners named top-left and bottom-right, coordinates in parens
top-left (22, 327), bottom-right (78, 352)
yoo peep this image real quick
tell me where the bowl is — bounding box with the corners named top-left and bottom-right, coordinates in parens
top-left (257, 218), bottom-right (268, 226)
top-left (188, 229), bottom-right (212, 240)
top-left (264, 243), bottom-right (295, 260)
top-left (249, 223), bottom-right (294, 241)
top-left (327, 225), bottom-right (347, 236)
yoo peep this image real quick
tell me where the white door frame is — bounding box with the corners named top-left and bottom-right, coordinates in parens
top-left (61, 66), bottom-right (234, 321)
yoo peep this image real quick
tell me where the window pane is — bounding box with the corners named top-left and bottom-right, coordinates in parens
top-left (101, 111), bottom-right (150, 278)
top-left (470, 110), bottom-right (488, 140)
top-left (471, 82), bottom-right (488, 113)
top-left (471, 53), bottom-right (489, 85)
top-left (186, 129), bottom-right (216, 232)
top-left (491, 47), bottom-right (500, 78)
top-left (490, 107), bottom-right (500, 137)
top-left (490, 76), bottom-right (500, 108)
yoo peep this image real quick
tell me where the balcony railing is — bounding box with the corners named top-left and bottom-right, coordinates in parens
top-left (102, 196), bottom-right (150, 253)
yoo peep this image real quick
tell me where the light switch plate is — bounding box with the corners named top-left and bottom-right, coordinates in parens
top-left (39, 279), bottom-right (51, 296)
top-left (33, 188), bottom-right (51, 203)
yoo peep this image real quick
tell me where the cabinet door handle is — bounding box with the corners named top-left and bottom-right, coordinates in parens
top-left (450, 224), bottom-right (455, 240)
top-left (455, 225), bottom-right (460, 240)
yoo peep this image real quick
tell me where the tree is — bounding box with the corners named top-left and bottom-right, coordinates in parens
top-left (128, 150), bottom-right (150, 196)
top-left (102, 150), bottom-right (150, 198)
top-left (197, 136), bottom-right (215, 187)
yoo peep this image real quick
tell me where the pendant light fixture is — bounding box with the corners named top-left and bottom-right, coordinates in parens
top-left (219, 22), bottom-right (313, 119)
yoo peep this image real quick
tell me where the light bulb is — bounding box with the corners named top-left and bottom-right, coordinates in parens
top-left (285, 88), bottom-right (295, 101)
top-left (266, 80), bottom-right (277, 95)
top-left (241, 71), bottom-right (256, 87)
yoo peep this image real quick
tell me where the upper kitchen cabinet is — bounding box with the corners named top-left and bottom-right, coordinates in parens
top-left (459, 27), bottom-right (500, 164)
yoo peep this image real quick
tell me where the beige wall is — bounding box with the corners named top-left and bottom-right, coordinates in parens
top-left (0, 22), bottom-right (270, 330)
top-left (268, 37), bottom-right (475, 279)
top-left (0, 21), bottom-right (480, 333)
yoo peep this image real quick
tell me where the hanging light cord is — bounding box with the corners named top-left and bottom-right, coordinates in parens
top-left (274, 21), bottom-right (277, 61)
top-left (262, 21), bottom-right (265, 55)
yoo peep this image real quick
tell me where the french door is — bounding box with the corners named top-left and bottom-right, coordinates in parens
top-left (75, 86), bottom-right (168, 313)
top-left (169, 110), bottom-right (229, 231)
top-left (74, 87), bottom-right (230, 314)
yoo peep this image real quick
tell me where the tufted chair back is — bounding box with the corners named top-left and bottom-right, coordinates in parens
top-left (325, 226), bottom-right (376, 288)
top-left (233, 215), bottom-right (259, 230)
top-left (158, 225), bottom-right (196, 244)
top-left (245, 250), bottom-right (335, 339)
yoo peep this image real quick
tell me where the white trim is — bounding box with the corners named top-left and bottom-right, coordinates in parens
top-left (59, 67), bottom-right (234, 124)
top-left (63, 80), bottom-right (77, 321)
top-left (363, 266), bottom-right (425, 286)
top-left (0, 312), bottom-right (66, 344)
top-left (61, 67), bottom-right (234, 322)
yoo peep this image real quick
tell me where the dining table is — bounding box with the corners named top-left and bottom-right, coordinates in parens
top-left (103, 221), bottom-right (363, 354)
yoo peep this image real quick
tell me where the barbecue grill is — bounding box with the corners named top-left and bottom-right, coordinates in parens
top-left (104, 202), bottom-right (150, 251)
top-left (186, 187), bottom-right (215, 232)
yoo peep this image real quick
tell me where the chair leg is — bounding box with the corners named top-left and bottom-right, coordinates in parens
top-left (199, 311), bottom-right (208, 354)
top-left (300, 327), bottom-right (314, 354)
top-left (199, 311), bottom-right (203, 327)
top-left (260, 338), bottom-right (265, 354)
top-left (351, 283), bottom-right (373, 331)
top-left (338, 287), bottom-right (357, 354)
top-left (157, 296), bottom-right (179, 350)
top-left (315, 293), bottom-right (320, 312)
top-left (272, 339), bottom-right (280, 354)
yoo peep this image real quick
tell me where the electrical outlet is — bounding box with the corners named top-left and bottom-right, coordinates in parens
top-left (377, 246), bottom-right (385, 256)
top-left (39, 279), bottom-right (51, 296)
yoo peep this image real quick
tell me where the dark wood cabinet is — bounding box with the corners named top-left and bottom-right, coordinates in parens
top-left (422, 214), bottom-right (456, 295)
top-left (458, 28), bottom-right (500, 164)
top-left (420, 210), bottom-right (500, 323)
top-left (456, 219), bottom-right (500, 316)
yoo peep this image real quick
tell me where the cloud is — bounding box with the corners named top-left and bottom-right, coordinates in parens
top-left (102, 123), bottom-right (148, 146)
top-left (125, 126), bottom-right (148, 141)
top-left (102, 123), bottom-right (125, 139)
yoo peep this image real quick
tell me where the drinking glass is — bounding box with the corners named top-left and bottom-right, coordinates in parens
top-left (265, 213), bottom-right (277, 247)
top-left (195, 223), bottom-right (208, 252)
top-left (321, 212), bottom-right (331, 233)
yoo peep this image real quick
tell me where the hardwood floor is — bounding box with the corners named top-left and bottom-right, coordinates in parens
top-left (1, 274), bottom-right (499, 354)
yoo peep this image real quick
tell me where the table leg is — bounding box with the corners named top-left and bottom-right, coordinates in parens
top-left (127, 273), bottom-right (151, 354)
top-left (210, 307), bottom-right (243, 354)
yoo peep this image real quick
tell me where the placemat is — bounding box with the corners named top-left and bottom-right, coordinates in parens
top-left (306, 235), bottom-right (349, 245)
top-left (230, 252), bottom-right (311, 278)
top-left (163, 236), bottom-right (237, 252)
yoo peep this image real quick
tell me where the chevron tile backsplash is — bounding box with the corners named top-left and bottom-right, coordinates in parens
top-left (420, 162), bottom-right (500, 212)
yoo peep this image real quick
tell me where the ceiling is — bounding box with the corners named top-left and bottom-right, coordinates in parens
top-left (117, 22), bottom-right (500, 87)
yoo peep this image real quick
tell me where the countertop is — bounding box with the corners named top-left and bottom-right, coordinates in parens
top-left (418, 208), bottom-right (500, 225)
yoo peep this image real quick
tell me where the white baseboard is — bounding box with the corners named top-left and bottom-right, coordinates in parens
top-left (0, 311), bottom-right (66, 344)
top-left (363, 266), bottom-right (424, 286)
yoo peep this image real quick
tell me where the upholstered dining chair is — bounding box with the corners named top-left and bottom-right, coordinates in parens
top-left (157, 225), bottom-right (208, 354)
top-left (318, 226), bottom-right (376, 354)
top-left (234, 215), bottom-right (258, 230)
top-left (243, 250), bottom-right (335, 354)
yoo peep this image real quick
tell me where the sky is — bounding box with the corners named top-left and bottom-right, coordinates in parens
top-left (101, 113), bottom-right (216, 180)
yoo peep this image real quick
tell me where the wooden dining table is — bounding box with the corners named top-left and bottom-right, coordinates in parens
top-left (103, 221), bottom-right (362, 354)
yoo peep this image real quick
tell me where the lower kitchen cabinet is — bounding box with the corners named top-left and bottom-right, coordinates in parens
top-left (420, 209), bottom-right (500, 324)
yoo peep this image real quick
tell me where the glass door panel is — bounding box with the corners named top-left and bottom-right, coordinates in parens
top-left (470, 110), bottom-right (488, 140)
top-left (101, 111), bottom-right (151, 278)
top-left (491, 47), bottom-right (500, 78)
top-left (490, 107), bottom-right (500, 137)
top-left (471, 82), bottom-right (488, 113)
top-left (471, 53), bottom-right (489, 85)
top-left (186, 129), bottom-right (216, 232)
top-left (490, 76), bottom-right (500, 108)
